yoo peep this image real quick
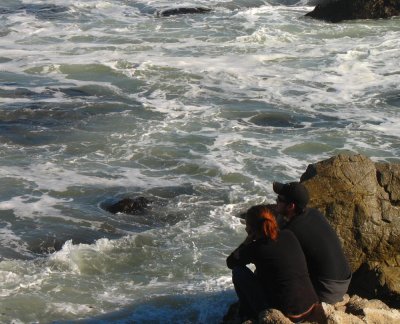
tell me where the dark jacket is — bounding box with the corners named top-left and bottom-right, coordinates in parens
top-left (226, 229), bottom-right (318, 316)
top-left (284, 208), bottom-right (352, 303)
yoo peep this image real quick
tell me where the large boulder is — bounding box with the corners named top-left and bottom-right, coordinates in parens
top-left (305, 0), bottom-right (400, 22)
top-left (300, 154), bottom-right (400, 306)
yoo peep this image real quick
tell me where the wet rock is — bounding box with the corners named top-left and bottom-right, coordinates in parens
top-left (157, 7), bottom-right (211, 17)
top-left (103, 196), bottom-right (151, 215)
top-left (258, 308), bottom-right (293, 323)
top-left (300, 154), bottom-right (400, 306)
top-left (305, 0), bottom-right (400, 23)
top-left (249, 113), bottom-right (303, 128)
top-left (223, 295), bottom-right (400, 323)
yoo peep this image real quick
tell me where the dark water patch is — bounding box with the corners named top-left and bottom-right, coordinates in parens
top-left (0, 125), bottom-right (61, 146)
top-left (0, 3), bottom-right (71, 21)
top-left (59, 87), bottom-right (91, 97)
top-left (0, 103), bottom-right (83, 126)
top-left (311, 112), bottom-right (352, 128)
top-left (216, 0), bottom-right (271, 11)
top-left (0, 7), bottom-right (12, 14)
top-left (0, 87), bottom-right (54, 100)
top-left (249, 112), bottom-right (305, 128)
top-left (268, 0), bottom-right (302, 5)
top-left (0, 103), bottom-right (88, 146)
top-left (385, 92), bottom-right (400, 108)
top-left (122, 1), bottom-right (158, 15)
top-left (146, 184), bottom-right (195, 199)
top-left (0, 71), bottom-right (68, 89)
top-left (18, 4), bottom-right (71, 21)
top-left (0, 97), bottom-right (144, 124)
top-left (69, 290), bottom-right (236, 324)
top-left (26, 226), bottom-right (122, 256)
top-left (57, 64), bottom-right (145, 93)
top-left (215, 99), bottom-right (283, 123)
top-left (0, 29), bottom-right (11, 37)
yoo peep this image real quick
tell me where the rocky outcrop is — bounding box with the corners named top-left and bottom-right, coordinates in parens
top-left (300, 154), bottom-right (400, 307)
top-left (223, 295), bottom-right (400, 323)
top-left (305, 0), bottom-right (400, 22)
top-left (223, 154), bottom-right (400, 323)
top-left (322, 294), bottom-right (400, 323)
top-left (223, 154), bottom-right (400, 322)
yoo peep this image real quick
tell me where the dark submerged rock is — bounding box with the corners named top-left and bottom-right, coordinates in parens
top-left (103, 196), bottom-right (151, 215)
top-left (249, 112), bottom-right (304, 128)
top-left (305, 0), bottom-right (400, 22)
top-left (157, 7), bottom-right (212, 17)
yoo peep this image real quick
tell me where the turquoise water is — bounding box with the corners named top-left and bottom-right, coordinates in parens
top-left (0, 0), bottom-right (399, 322)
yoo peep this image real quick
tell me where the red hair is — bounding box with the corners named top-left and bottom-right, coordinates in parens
top-left (246, 205), bottom-right (279, 241)
top-left (260, 208), bottom-right (279, 241)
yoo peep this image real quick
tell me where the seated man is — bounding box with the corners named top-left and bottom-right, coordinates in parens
top-left (273, 181), bottom-right (352, 304)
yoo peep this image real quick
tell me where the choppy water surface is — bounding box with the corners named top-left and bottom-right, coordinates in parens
top-left (0, 0), bottom-right (399, 322)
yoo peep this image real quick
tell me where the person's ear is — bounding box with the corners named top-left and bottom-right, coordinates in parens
top-left (287, 202), bottom-right (296, 212)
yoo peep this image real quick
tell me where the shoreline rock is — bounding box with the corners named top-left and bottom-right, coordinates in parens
top-left (223, 154), bottom-right (400, 323)
top-left (301, 154), bottom-right (400, 308)
top-left (305, 0), bottom-right (400, 22)
top-left (223, 294), bottom-right (400, 323)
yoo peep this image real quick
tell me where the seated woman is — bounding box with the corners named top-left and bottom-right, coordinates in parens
top-left (227, 205), bottom-right (321, 322)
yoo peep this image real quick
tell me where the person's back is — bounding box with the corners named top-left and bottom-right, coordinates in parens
top-left (251, 229), bottom-right (319, 316)
top-left (273, 181), bottom-right (351, 304)
top-left (284, 207), bottom-right (351, 303)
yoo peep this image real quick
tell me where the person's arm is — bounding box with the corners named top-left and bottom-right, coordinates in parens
top-left (226, 233), bottom-right (256, 269)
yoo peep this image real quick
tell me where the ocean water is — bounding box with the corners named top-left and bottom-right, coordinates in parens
top-left (0, 0), bottom-right (399, 322)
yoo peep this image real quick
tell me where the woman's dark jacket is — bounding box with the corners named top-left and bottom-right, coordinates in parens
top-left (226, 229), bottom-right (318, 316)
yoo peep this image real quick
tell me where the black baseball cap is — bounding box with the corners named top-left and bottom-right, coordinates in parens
top-left (273, 181), bottom-right (309, 210)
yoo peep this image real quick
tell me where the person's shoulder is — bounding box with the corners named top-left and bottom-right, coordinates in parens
top-left (303, 207), bottom-right (322, 215)
top-left (279, 228), bottom-right (298, 241)
top-left (278, 229), bottom-right (304, 250)
top-left (306, 208), bottom-right (331, 222)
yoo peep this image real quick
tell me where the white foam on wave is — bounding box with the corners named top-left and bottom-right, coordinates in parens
top-left (0, 223), bottom-right (30, 257)
top-left (0, 197), bottom-right (270, 321)
top-left (0, 194), bottom-right (71, 220)
top-left (1, 2), bottom-right (400, 322)
top-left (47, 302), bottom-right (96, 317)
top-left (0, 162), bottom-right (177, 192)
top-left (364, 120), bottom-right (400, 139)
top-left (48, 238), bottom-right (118, 274)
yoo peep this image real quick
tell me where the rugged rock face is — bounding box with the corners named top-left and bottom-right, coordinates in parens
top-left (223, 295), bottom-right (400, 323)
top-left (305, 0), bottom-right (400, 22)
top-left (300, 154), bottom-right (400, 306)
top-left (223, 154), bottom-right (400, 322)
